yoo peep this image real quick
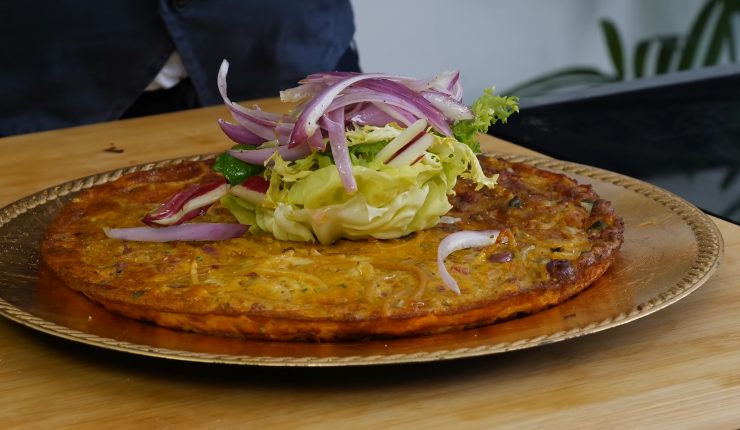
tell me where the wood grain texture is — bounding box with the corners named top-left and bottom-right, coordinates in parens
top-left (0, 102), bottom-right (738, 429)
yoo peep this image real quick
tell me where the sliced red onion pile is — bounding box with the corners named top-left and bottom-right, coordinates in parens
top-left (216, 60), bottom-right (472, 193)
top-left (437, 230), bottom-right (500, 294)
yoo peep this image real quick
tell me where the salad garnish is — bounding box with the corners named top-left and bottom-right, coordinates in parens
top-left (105, 60), bottom-right (519, 293)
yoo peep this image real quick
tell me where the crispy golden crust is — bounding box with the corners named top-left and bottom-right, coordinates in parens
top-left (41, 156), bottom-right (624, 341)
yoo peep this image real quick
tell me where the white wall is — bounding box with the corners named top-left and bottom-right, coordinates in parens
top-left (352, 0), bottom-right (704, 101)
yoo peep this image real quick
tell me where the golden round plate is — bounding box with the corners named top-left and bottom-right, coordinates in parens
top-left (0, 154), bottom-right (724, 366)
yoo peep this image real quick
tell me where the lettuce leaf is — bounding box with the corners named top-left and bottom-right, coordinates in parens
top-left (220, 130), bottom-right (498, 244)
top-left (230, 170), bottom-right (452, 244)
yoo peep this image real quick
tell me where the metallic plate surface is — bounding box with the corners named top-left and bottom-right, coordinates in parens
top-left (0, 154), bottom-right (724, 366)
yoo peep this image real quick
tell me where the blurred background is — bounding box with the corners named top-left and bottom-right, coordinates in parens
top-left (354, 0), bottom-right (740, 224)
top-left (352, 0), bottom-right (704, 101)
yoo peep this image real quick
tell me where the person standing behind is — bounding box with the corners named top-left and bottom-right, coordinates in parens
top-left (0, 0), bottom-right (359, 137)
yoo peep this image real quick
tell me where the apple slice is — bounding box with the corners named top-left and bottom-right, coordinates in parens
top-left (230, 175), bottom-right (269, 206)
top-left (386, 133), bottom-right (435, 167)
top-left (374, 118), bottom-right (428, 164)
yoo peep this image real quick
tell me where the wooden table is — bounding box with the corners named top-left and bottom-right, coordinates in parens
top-left (1, 101), bottom-right (738, 429)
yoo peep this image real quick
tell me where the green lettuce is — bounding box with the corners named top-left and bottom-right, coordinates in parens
top-left (452, 87), bottom-right (519, 153)
top-left (219, 130), bottom-right (497, 244)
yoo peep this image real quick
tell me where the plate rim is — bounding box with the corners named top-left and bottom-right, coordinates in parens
top-left (0, 153), bottom-right (725, 366)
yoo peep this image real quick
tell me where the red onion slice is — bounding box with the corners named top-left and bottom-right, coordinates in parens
top-left (105, 223), bottom-right (248, 242)
top-left (218, 60), bottom-right (276, 141)
top-left (355, 79), bottom-right (452, 135)
top-left (299, 71), bottom-right (361, 84)
top-left (229, 108), bottom-right (277, 141)
top-left (301, 71), bottom-right (413, 85)
top-left (431, 70), bottom-right (463, 101)
top-left (420, 91), bottom-right (473, 121)
top-left (437, 230), bottom-right (500, 294)
top-left (405, 70), bottom-right (463, 101)
top-left (320, 107), bottom-right (357, 194)
top-left (288, 73), bottom-right (401, 148)
top-left (229, 142), bottom-right (311, 164)
top-left (218, 60), bottom-right (268, 121)
top-left (328, 89), bottom-right (423, 126)
top-left (347, 104), bottom-right (399, 127)
top-left (217, 60), bottom-right (257, 120)
top-left (275, 122), bottom-right (294, 145)
top-left (143, 181), bottom-right (231, 226)
top-left (242, 105), bottom-right (283, 123)
top-left (280, 82), bottom-right (327, 103)
top-left (370, 102), bottom-right (416, 127)
top-left (446, 72), bottom-right (463, 101)
top-left (307, 125), bottom-right (327, 151)
top-left (216, 59), bottom-right (235, 105)
top-left (217, 119), bottom-right (264, 145)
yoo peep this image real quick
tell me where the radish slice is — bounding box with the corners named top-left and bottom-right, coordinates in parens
top-left (143, 181), bottom-right (230, 226)
top-left (105, 223), bottom-right (248, 242)
top-left (437, 230), bottom-right (500, 294)
top-left (230, 175), bottom-right (269, 205)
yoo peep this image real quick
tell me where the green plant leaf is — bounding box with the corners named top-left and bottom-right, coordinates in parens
top-left (634, 39), bottom-right (651, 78)
top-left (600, 19), bottom-right (625, 80)
top-left (704, 0), bottom-right (733, 66)
top-left (679, 0), bottom-right (721, 70)
top-left (503, 67), bottom-right (616, 97)
top-left (655, 36), bottom-right (679, 74)
top-left (721, 167), bottom-right (738, 190)
top-left (726, 0), bottom-right (739, 61)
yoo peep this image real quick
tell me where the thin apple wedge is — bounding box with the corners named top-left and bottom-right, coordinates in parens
top-left (374, 118), bottom-right (428, 164)
top-left (386, 133), bottom-right (435, 167)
